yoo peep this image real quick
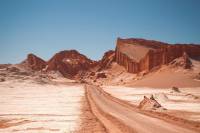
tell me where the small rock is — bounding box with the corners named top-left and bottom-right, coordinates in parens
top-left (172, 86), bottom-right (180, 93)
top-left (90, 72), bottom-right (95, 76)
top-left (0, 78), bottom-right (5, 82)
top-left (96, 73), bottom-right (107, 79)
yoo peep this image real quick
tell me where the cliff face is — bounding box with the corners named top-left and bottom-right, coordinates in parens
top-left (47, 50), bottom-right (96, 78)
top-left (116, 38), bottom-right (200, 73)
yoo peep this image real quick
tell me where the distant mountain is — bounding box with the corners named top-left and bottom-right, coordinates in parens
top-left (18, 38), bottom-right (200, 83)
top-left (21, 53), bottom-right (47, 71)
top-left (46, 50), bottom-right (96, 78)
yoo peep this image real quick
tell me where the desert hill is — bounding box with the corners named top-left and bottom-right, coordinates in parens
top-left (85, 38), bottom-right (200, 88)
top-left (6, 37), bottom-right (200, 88)
top-left (46, 50), bottom-right (96, 78)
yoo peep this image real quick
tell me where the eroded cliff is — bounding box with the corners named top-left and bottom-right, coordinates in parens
top-left (116, 38), bottom-right (200, 73)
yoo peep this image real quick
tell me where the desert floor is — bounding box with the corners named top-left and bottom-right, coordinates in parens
top-left (0, 78), bottom-right (200, 133)
top-left (0, 80), bottom-right (84, 133)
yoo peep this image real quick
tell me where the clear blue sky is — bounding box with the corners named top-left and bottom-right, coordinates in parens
top-left (0, 0), bottom-right (200, 63)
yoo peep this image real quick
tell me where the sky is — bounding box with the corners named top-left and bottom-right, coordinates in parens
top-left (0, 0), bottom-right (200, 64)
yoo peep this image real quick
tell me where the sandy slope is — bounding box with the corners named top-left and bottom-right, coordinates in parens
top-left (128, 58), bottom-right (200, 88)
top-left (86, 85), bottom-right (198, 133)
top-left (130, 68), bottom-right (200, 88)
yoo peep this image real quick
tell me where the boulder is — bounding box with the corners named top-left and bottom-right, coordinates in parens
top-left (90, 72), bottom-right (95, 76)
top-left (138, 95), bottom-right (164, 110)
top-left (96, 72), bottom-right (107, 79)
top-left (0, 78), bottom-right (5, 82)
top-left (171, 86), bottom-right (181, 93)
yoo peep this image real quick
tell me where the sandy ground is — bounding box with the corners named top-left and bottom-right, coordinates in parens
top-left (86, 85), bottom-right (198, 133)
top-left (0, 81), bottom-right (84, 133)
top-left (88, 58), bottom-right (200, 89)
top-left (75, 87), bottom-right (106, 133)
top-left (130, 68), bottom-right (200, 88)
top-left (103, 86), bottom-right (200, 122)
top-left (1, 63), bottom-right (200, 133)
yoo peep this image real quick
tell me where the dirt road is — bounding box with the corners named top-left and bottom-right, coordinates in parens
top-left (86, 85), bottom-right (198, 133)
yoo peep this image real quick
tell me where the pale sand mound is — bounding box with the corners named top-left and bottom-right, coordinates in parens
top-left (154, 93), bottom-right (169, 102)
top-left (138, 95), bottom-right (165, 111)
top-left (130, 65), bottom-right (200, 88)
top-left (184, 94), bottom-right (199, 100)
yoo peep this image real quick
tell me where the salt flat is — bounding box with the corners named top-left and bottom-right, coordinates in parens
top-left (0, 81), bottom-right (84, 133)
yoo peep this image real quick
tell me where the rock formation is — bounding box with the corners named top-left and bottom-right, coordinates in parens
top-left (46, 50), bottom-right (96, 78)
top-left (18, 37), bottom-right (200, 79)
top-left (98, 50), bottom-right (115, 71)
top-left (96, 72), bottom-right (107, 79)
top-left (115, 38), bottom-right (200, 73)
top-left (138, 95), bottom-right (164, 110)
top-left (22, 54), bottom-right (47, 71)
top-left (182, 52), bottom-right (192, 69)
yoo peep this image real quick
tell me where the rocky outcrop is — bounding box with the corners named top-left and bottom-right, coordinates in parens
top-left (138, 95), bottom-right (164, 110)
top-left (98, 50), bottom-right (115, 71)
top-left (116, 38), bottom-right (200, 73)
top-left (96, 72), bottom-right (107, 79)
top-left (182, 52), bottom-right (192, 69)
top-left (47, 50), bottom-right (96, 78)
top-left (23, 54), bottom-right (47, 71)
top-left (169, 52), bottom-right (193, 69)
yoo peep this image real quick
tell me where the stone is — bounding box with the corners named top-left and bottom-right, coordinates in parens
top-left (96, 72), bottom-right (107, 79)
top-left (172, 86), bottom-right (180, 93)
top-left (90, 72), bottom-right (95, 76)
top-left (138, 95), bottom-right (163, 110)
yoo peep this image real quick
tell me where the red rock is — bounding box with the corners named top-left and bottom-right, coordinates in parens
top-left (116, 38), bottom-right (200, 73)
top-left (47, 50), bottom-right (96, 78)
top-left (96, 72), bottom-right (107, 79)
top-left (90, 72), bottom-right (95, 76)
top-left (98, 50), bottom-right (115, 71)
top-left (25, 54), bottom-right (47, 71)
